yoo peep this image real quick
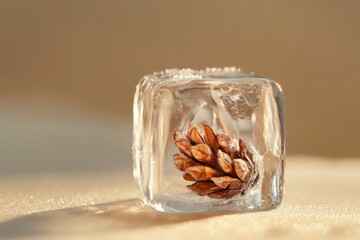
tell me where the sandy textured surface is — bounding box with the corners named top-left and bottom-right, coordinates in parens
top-left (0, 157), bottom-right (359, 239)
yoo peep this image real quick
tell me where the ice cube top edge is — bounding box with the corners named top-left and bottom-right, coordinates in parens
top-left (150, 67), bottom-right (254, 80)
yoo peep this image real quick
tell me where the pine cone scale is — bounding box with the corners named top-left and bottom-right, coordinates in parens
top-left (175, 139), bottom-right (192, 157)
top-left (187, 181), bottom-right (224, 196)
top-left (183, 173), bottom-right (197, 181)
top-left (186, 165), bottom-right (222, 181)
top-left (216, 134), bottom-right (231, 154)
top-left (210, 176), bottom-right (240, 189)
top-left (186, 126), bottom-right (205, 144)
top-left (208, 189), bottom-right (241, 199)
top-left (190, 144), bottom-right (213, 165)
top-left (203, 124), bottom-right (218, 153)
top-left (216, 150), bottom-right (236, 176)
top-left (173, 153), bottom-right (200, 171)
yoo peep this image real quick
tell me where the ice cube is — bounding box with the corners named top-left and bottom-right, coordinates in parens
top-left (133, 68), bottom-right (285, 213)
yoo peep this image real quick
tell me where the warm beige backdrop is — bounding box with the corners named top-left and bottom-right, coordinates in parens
top-left (1, 0), bottom-right (360, 173)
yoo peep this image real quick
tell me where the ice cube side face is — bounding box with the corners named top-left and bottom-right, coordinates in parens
top-left (133, 68), bottom-right (285, 213)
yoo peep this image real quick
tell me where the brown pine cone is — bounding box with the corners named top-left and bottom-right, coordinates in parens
top-left (173, 124), bottom-right (259, 199)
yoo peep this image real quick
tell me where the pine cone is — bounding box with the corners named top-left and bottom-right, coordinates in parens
top-left (173, 124), bottom-right (259, 199)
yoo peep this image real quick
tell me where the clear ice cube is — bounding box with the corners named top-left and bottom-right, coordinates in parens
top-left (133, 67), bottom-right (285, 213)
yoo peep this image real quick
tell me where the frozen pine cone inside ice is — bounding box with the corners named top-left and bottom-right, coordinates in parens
top-left (173, 124), bottom-right (259, 199)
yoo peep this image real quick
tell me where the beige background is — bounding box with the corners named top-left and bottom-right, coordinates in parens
top-left (1, 1), bottom-right (360, 174)
top-left (1, 2), bottom-right (360, 239)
